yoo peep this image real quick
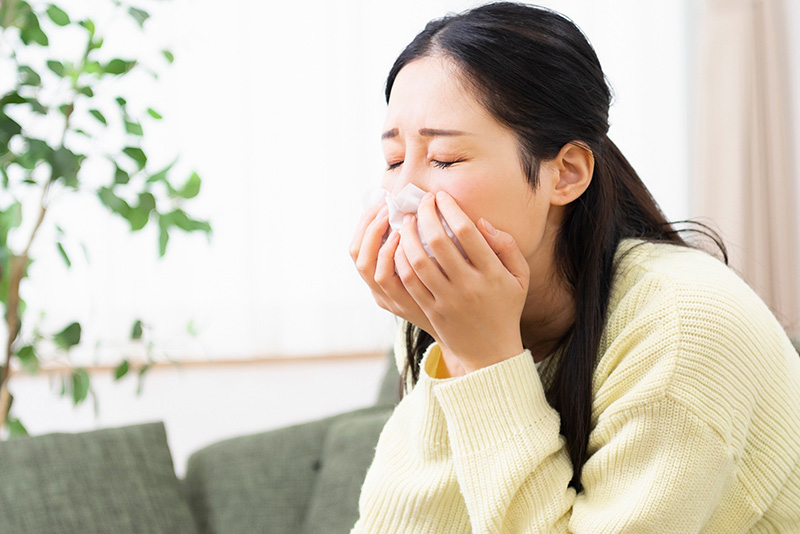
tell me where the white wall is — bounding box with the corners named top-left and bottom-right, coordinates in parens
top-left (5, 0), bottom-right (708, 473)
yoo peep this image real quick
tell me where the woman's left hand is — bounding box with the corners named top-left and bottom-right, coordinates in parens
top-left (395, 190), bottom-right (530, 374)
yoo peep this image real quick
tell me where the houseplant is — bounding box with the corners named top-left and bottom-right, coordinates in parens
top-left (0, 0), bottom-right (211, 437)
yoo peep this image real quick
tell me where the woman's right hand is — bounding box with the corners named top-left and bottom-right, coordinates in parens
top-left (349, 201), bottom-right (438, 339)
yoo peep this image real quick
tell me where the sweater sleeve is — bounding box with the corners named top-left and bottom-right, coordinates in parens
top-left (431, 347), bottom-right (742, 533)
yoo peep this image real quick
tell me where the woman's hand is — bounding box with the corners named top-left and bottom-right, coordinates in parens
top-left (394, 191), bottom-right (530, 374)
top-left (349, 200), bottom-right (438, 340)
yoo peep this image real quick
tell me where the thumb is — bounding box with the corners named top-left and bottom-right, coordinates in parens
top-left (479, 218), bottom-right (530, 282)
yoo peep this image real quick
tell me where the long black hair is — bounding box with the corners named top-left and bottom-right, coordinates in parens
top-left (386, 2), bottom-right (726, 492)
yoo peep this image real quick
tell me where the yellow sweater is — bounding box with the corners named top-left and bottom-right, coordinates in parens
top-left (351, 239), bottom-right (800, 533)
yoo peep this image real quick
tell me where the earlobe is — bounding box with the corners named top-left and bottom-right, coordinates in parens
top-left (550, 142), bottom-right (594, 206)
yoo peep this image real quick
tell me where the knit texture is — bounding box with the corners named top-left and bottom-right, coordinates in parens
top-left (351, 239), bottom-right (800, 533)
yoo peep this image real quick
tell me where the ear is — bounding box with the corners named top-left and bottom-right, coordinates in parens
top-left (548, 142), bottom-right (594, 206)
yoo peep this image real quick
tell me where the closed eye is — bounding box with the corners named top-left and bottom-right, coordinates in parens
top-left (385, 160), bottom-right (462, 171)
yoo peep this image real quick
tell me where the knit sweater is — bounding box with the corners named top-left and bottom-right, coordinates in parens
top-left (350, 238), bottom-right (800, 533)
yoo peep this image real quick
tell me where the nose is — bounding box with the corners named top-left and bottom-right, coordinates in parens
top-left (386, 155), bottom-right (430, 197)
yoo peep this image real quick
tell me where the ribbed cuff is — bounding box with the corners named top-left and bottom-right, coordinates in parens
top-left (429, 349), bottom-right (559, 456)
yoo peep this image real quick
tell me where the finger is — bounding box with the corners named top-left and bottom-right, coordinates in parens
top-left (415, 192), bottom-right (469, 277)
top-left (434, 191), bottom-right (498, 271)
top-left (374, 229), bottom-right (401, 288)
top-left (349, 201), bottom-right (387, 262)
top-left (394, 236), bottom-right (435, 307)
top-left (401, 213), bottom-right (448, 294)
top-left (354, 205), bottom-right (389, 275)
top-left (478, 217), bottom-right (531, 285)
top-left (375, 230), bottom-right (429, 316)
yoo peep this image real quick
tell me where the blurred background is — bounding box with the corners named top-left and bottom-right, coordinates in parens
top-left (1, 0), bottom-right (799, 477)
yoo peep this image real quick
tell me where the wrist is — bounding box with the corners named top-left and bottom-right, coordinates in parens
top-left (442, 340), bottom-right (525, 375)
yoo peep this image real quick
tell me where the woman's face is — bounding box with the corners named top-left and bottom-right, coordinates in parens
top-left (381, 55), bottom-right (560, 265)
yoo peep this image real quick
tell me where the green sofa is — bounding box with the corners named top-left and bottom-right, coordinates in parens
top-left (0, 352), bottom-right (401, 534)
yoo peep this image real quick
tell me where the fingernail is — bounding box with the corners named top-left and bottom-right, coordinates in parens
top-left (436, 191), bottom-right (448, 202)
top-left (482, 218), bottom-right (498, 236)
top-left (423, 192), bottom-right (434, 201)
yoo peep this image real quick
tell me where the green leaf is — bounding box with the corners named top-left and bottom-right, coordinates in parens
top-left (19, 66), bottom-right (41, 86)
top-left (146, 108), bottom-right (162, 120)
top-left (158, 217), bottom-right (170, 257)
top-left (115, 96), bottom-right (127, 107)
top-left (177, 172), bottom-right (201, 199)
top-left (0, 112), bottom-right (22, 147)
top-left (104, 59), bottom-right (136, 75)
top-left (128, 7), bottom-right (149, 27)
top-left (165, 209), bottom-right (212, 233)
top-left (46, 60), bottom-right (65, 76)
top-left (0, 91), bottom-right (26, 106)
top-left (59, 103), bottom-right (73, 116)
top-left (84, 60), bottom-right (103, 74)
top-left (114, 164), bottom-right (129, 185)
top-left (124, 120), bottom-right (142, 136)
top-left (136, 363), bottom-right (151, 395)
top-left (0, 201), bottom-right (23, 248)
top-left (128, 192), bottom-right (156, 230)
top-left (123, 146), bottom-right (146, 170)
top-left (113, 359), bottom-right (129, 380)
top-left (16, 345), bottom-right (39, 374)
top-left (89, 109), bottom-right (107, 125)
top-left (20, 11), bottom-right (49, 46)
top-left (79, 19), bottom-right (95, 37)
top-left (7, 417), bottom-right (29, 439)
top-left (146, 160), bottom-right (175, 184)
top-left (162, 50), bottom-right (174, 63)
top-left (46, 5), bottom-right (70, 26)
top-left (77, 86), bottom-right (94, 97)
top-left (57, 241), bottom-right (71, 267)
top-left (71, 368), bottom-right (90, 404)
top-left (131, 319), bottom-right (143, 339)
top-left (97, 186), bottom-right (131, 218)
top-left (49, 146), bottom-right (83, 185)
top-left (54, 322), bottom-right (81, 349)
top-left (89, 37), bottom-right (104, 51)
top-left (29, 99), bottom-right (47, 114)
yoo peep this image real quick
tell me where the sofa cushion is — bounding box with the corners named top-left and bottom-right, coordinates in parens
top-left (300, 408), bottom-right (392, 534)
top-left (0, 421), bottom-right (197, 534)
top-left (183, 404), bottom-right (390, 534)
top-left (375, 349), bottom-right (402, 407)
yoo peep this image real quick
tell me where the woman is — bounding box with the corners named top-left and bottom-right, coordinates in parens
top-left (349, 2), bottom-right (800, 532)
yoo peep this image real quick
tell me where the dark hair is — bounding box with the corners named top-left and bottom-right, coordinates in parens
top-left (386, 2), bottom-right (726, 492)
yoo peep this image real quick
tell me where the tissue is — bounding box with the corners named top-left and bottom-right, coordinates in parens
top-left (363, 184), bottom-right (469, 263)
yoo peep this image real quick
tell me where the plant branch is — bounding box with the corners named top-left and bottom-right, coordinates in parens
top-left (1, 178), bottom-right (52, 429)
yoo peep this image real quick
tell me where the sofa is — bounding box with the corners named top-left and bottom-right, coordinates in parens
top-left (0, 351), bottom-right (401, 534)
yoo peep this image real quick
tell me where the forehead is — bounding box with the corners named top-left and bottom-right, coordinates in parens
top-left (384, 56), bottom-right (495, 131)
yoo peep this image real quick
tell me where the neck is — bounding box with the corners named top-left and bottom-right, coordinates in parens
top-left (520, 224), bottom-right (575, 363)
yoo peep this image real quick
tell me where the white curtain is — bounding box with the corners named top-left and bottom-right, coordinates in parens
top-left (692, 0), bottom-right (800, 336)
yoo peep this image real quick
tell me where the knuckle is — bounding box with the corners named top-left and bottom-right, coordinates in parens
top-left (452, 222), bottom-right (472, 240)
top-left (355, 257), bottom-right (370, 272)
top-left (427, 233), bottom-right (449, 249)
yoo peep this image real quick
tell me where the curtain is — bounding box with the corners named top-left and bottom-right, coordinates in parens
top-left (693, 0), bottom-right (800, 336)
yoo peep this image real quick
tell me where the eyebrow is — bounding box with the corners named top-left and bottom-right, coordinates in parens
top-left (381, 128), bottom-right (471, 140)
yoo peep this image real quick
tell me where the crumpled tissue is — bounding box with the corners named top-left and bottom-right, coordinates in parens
top-left (362, 183), bottom-right (468, 262)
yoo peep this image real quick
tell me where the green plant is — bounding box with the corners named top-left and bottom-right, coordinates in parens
top-left (0, 0), bottom-right (212, 437)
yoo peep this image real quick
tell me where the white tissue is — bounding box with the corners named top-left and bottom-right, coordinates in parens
top-left (363, 184), bottom-right (468, 263)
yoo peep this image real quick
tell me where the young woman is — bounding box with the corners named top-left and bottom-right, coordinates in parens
top-left (349, 2), bottom-right (800, 532)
